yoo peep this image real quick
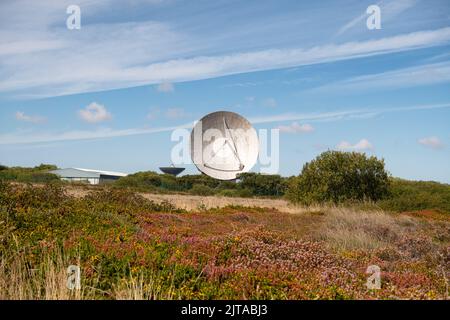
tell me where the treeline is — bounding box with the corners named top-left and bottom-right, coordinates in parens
top-left (114, 171), bottom-right (290, 197)
top-left (0, 163), bottom-right (290, 197)
top-left (0, 164), bottom-right (59, 183)
top-left (377, 178), bottom-right (450, 213)
top-left (1, 151), bottom-right (449, 213)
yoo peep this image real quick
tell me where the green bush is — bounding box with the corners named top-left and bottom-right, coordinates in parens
top-left (237, 172), bottom-right (288, 196)
top-left (83, 188), bottom-right (179, 213)
top-left (378, 178), bottom-right (450, 213)
top-left (178, 174), bottom-right (220, 189)
top-left (160, 174), bottom-right (184, 191)
top-left (190, 184), bottom-right (215, 196)
top-left (115, 171), bottom-right (162, 189)
top-left (216, 189), bottom-right (253, 197)
top-left (286, 151), bottom-right (390, 205)
top-left (0, 164), bottom-right (59, 183)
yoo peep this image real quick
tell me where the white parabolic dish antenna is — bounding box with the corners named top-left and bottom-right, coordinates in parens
top-left (190, 111), bottom-right (259, 180)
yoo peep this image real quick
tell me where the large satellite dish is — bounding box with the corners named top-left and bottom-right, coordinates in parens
top-left (190, 111), bottom-right (259, 180)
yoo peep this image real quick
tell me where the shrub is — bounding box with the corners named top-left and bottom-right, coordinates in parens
top-left (160, 174), bottom-right (183, 191)
top-left (115, 171), bottom-right (162, 189)
top-left (83, 188), bottom-right (179, 213)
top-left (286, 151), bottom-right (390, 205)
top-left (190, 184), bottom-right (215, 196)
top-left (237, 172), bottom-right (288, 196)
top-left (0, 164), bottom-right (59, 183)
top-left (178, 174), bottom-right (220, 189)
top-left (217, 189), bottom-right (253, 198)
top-left (378, 178), bottom-right (450, 213)
top-left (0, 181), bottom-right (69, 211)
top-left (19, 172), bottom-right (60, 183)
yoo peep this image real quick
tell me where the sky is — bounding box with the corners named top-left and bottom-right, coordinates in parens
top-left (0, 0), bottom-right (449, 182)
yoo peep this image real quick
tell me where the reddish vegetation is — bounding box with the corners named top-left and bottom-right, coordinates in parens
top-left (1, 183), bottom-right (448, 299)
top-left (400, 209), bottom-right (449, 221)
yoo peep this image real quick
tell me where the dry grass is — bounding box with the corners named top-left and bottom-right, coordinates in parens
top-left (0, 251), bottom-right (180, 300)
top-left (42, 183), bottom-right (381, 215)
top-left (0, 251), bottom-right (87, 300)
top-left (139, 193), bottom-right (296, 211)
top-left (113, 272), bottom-right (178, 300)
top-left (312, 208), bottom-right (417, 251)
top-left (64, 185), bottom-right (300, 212)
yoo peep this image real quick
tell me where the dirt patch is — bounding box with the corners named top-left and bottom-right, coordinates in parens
top-left (400, 209), bottom-right (449, 221)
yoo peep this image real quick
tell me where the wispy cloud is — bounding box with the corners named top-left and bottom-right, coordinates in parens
top-left (78, 102), bottom-right (112, 123)
top-left (251, 102), bottom-right (450, 124)
top-left (15, 111), bottom-right (46, 124)
top-left (418, 136), bottom-right (445, 149)
top-left (310, 61), bottom-right (450, 93)
top-left (277, 122), bottom-right (314, 133)
top-left (336, 139), bottom-right (373, 151)
top-left (2, 23), bottom-right (450, 98)
top-left (0, 123), bottom-right (193, 145)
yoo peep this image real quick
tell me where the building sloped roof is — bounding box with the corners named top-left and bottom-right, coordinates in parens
top-left (50, 168), bottom-right (128, 178)
top-left (50, 168), bottom-right (101, 178)
top-left (73, 168), bottom-right (128, 177)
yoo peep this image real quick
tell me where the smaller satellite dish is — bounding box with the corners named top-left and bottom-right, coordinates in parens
top-left (190, 111), bottom-right (259, 180)
top-left (159, 165), bottom-right (185, 176)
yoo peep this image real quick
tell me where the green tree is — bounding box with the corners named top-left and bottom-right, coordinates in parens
top-left (178, 174), bottom-right (220, 190)
top-left (238, 172), bottom-right (288, 196)
top-left (115, 171), bottom-right (162, 189)
top-left (34, 164), bottom-right (57, 171)
top-left (190, 184), bottom-right (215, 196)
top-left (286, 151), bottom-right (390, 204)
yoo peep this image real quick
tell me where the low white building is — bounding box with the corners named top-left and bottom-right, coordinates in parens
top-left (50, 168), bottom-right (128, 185)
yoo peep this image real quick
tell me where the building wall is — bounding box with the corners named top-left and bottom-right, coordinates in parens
top-left (61, 177), bottom-right (99, 185)
top-left (99, 174), bottom-right (122, 184)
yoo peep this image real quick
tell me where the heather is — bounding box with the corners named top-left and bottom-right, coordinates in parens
top-left (0, 181), bottom-right (448, 299)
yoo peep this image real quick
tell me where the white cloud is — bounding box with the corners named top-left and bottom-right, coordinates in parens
top-left (250, 102), bottom-right (450, 124)
top-left (165, 108), bottom-right (186, 119)
top-left (418, 136), bottom-right (444, 149)
top-left (262, 98), bottom-right (277, 108)
top-left (336, 139), bottom-right (373, 151)
top-left (15, 111), bottom-right (46, 123)
top-left (2, 22), bottom-right (450, 98)
top-left (78, 102), bottom-right (112, 123)
top-left (0, 124), bottom-right (192, 145)
top-left (277, 122), bottom-right (314, 133)
top-left (156, 82), bottom-right (174, 93)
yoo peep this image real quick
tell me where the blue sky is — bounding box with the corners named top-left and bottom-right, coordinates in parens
top-left (0, 0), bottom-right (449, 182)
